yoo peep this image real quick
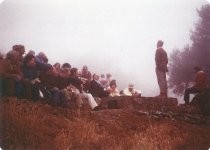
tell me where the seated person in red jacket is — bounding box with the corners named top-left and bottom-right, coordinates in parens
top-left (89, 73), bottom-right (110, 98)
top-left (184, 66), bottom-right (208, 105)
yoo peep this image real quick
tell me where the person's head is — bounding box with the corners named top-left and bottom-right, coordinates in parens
top-left (60, 63), bottom-right (71, 77)
top-left (44, 65), bottom-right (56, 76)
top-left (12, 44), bottom-right (25, 56)
top-left (93, 73), bottom-right (99, 81)
top-left (27, 50), bottom-right (35, 56)
top-left (106, 73), bottom-right (111, 79)
top-left (101, 74), bottom-right (105, 78)
top-left (53, 63), bottom-right (61, 70)
top-left (193, 66), bottom-right (202, 73)
top-left (6, 50), bottom-right (19, 64)
top-left (38, 52), bottom-right (48, 63)
top-left (70, 68), bottom-right (78, 76)
top-left (110, 80), bottom-right (117, 89)
top-left (61, 63), bottom-right (71, 70)
top-left (82, 65), bottom-right (88, 73)
top-left (157, 40), bottom-right (164, 48)
top-left (23, 54), bottom-right (36, 67)
top-left (82, 65), bottom-right (88, 70)
top-left (128, 83), bottom-right (134, 92)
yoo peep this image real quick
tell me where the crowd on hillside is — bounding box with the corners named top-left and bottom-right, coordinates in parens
top-left (0, 45), bottom-right (141, 110)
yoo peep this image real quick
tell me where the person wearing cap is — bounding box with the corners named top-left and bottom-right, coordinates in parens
top-left (123, 83), bottom-right (141, 96)
top-left (184, 66), bottom-right (208, 105)
top-left (155, 40), bottom-right (168, 98)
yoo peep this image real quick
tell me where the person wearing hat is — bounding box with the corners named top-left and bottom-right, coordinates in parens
top-left (155, 40), bottom-right (168, 98)
top-left (183, 66), bottom-right (208, 105)
top-left (123, 83), bottom-right (141, 96)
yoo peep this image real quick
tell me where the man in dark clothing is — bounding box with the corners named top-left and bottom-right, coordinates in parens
top-left (155, 40), bottom-right (168, 98)
top-left (21, 54), bottom-right (51, 100)
top-left (184, 66), bottom-right (208, 105)
top-left (89, 74), bottom-right (109, 98)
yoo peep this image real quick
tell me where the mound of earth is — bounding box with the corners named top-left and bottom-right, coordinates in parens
top-left (0, 97), bottom-right (210, 150)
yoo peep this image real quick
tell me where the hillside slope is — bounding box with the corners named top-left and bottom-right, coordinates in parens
top-left (0, 97), bottom-right (210, 150)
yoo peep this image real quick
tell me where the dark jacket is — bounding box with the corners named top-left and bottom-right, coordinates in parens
top-left (22, 65), bottom-right (39, 80)
top-left (40, 74), bottom-right (82, 91)
top-left (22, 62), bottom-right (49, 80)
top-left (155, 47), bottom-right (168, 72)
top-left (89, 80), bottom-right (109, 98)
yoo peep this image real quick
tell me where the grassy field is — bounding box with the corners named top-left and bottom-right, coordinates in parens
top-left (0, 98), bottom-right (210, 150)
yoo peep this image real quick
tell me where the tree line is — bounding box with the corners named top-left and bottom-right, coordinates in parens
top-left (169, 4), bottom-right (210, 95)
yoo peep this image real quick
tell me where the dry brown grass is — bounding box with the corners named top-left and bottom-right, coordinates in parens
top-left (0, 98), bottom-right (210, 150)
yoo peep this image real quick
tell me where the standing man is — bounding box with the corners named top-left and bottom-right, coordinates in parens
top-left (155, 40), bottom-right (168, 97)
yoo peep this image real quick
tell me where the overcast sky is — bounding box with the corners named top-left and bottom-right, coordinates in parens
top-left (0, 0), bottom-right (208, 97)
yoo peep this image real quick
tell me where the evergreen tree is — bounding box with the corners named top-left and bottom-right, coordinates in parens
top-left (190, 4), bottom-right (210, 79)
top-left (169, 4), bottom-right (210, 95)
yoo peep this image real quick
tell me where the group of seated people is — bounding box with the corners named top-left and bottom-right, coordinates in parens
top-left (0, 44), bottom-right (141, 111)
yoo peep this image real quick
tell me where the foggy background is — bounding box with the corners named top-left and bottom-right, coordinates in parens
top-left (0, 0), bottom-right (208, 97)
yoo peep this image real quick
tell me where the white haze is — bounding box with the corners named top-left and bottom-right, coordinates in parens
top-left (0, 0), bottom-right (208, 97)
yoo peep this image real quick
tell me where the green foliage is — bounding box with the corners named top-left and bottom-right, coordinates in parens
top-left (169, 4), bottom-right (210, 95)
